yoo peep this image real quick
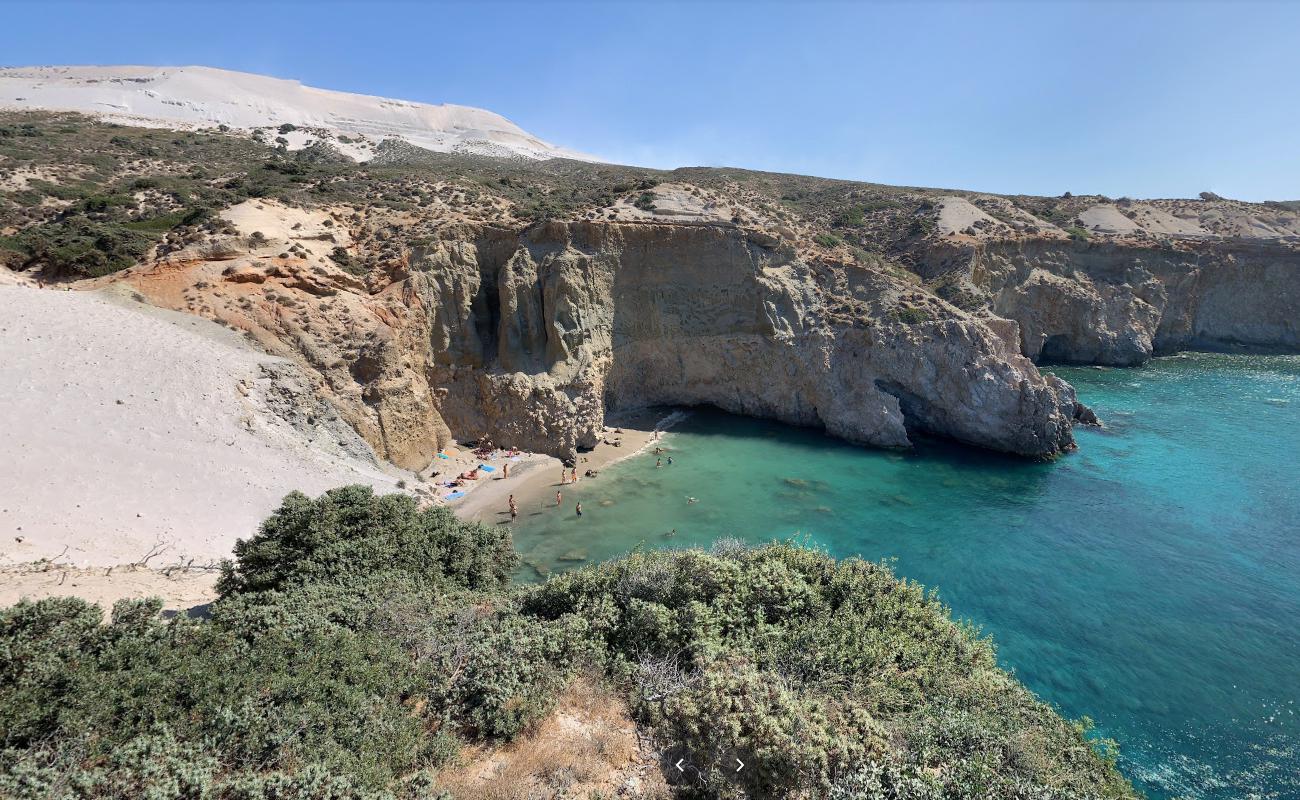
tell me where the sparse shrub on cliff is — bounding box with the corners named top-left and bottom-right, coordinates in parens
top-left (906, 217), bottom-right (935, 238)
top-left (835, 206), bottom-right (867, 227)
top-left (835, 200), bottom-right (900, 228)
top-left (328, 244), bottom-right (366, 275)
top-left (1066, 225), bottom-right (1091, 241)
top-left (891, 305), bottom-right (933, 324)
top-left (814, 232), bottom-right (842, 248)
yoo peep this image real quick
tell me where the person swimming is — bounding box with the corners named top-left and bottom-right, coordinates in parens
top-left (656, 458), bottom-right (662, 468)
top-left (687, 497), bottom-right (698, 504)
top-left (667, 455), bottom-right (674, 465)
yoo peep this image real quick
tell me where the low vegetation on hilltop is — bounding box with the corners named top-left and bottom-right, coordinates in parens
top-left (0, 486), bottom-right (1137, 799)
top-left (0, 114), bottom-right (965, 283)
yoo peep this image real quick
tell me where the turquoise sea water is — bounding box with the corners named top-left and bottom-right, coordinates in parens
top-left (511, 353), bottom-right (1300, 799)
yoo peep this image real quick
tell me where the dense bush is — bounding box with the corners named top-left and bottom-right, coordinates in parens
top-left (0, 487), bottom-right (1137, 799)
top-left (0, 219), bottom-right (157, 278)
top-left (216, 486), bottom-right (517, 595)
top-left (524, 546), bottom-right (1134, 799)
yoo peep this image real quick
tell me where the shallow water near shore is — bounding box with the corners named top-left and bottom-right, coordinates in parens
top-left (512, 353), bottom-right (1300, 799)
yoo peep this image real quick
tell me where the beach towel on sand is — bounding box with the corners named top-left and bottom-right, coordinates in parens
top-left (436, 453), bottom-right (450, 459)
top-left (478, 464), bottom-right (496, 472)
top-left (444, 491), bottom-right (466, 500)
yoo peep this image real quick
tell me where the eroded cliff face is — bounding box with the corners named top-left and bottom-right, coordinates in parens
top-left (920, 239), bottom-right (1300, 366)
top-left (11, 113), bottom-right (1298, 474)
top-left (410, 221), bottom-right (1082, 465)
top-left (126, 218), bottom-right (1082, 470)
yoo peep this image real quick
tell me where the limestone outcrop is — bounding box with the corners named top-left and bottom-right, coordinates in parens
top-left (122, 220), bottom-right (1080, 469)
top-left (383, 222), bottom-right (1080, 465)
top-left (919, 239), bottom-right (1300, 365)
top-left (7, 111), bottom-right (1297, 474)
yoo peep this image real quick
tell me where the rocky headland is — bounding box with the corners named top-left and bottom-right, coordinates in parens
top-left (3, 111), bottom-right (1297, 473)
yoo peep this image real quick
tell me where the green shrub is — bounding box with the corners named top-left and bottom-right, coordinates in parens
top-left (122, 210), bottom-right (189, 232)
top-left (216, 485), bottom-right (518, 597)
top-left (0, 218), bottom-right (156, 278)
top-left (524, 544), bottom-right (1134, 798)
top-left (814, 233), bottom-right (842, 248)
top-left (0, 490), bottom-right (1135, 800)
top-left (891, 306), bottom-right (933, 324)
top-left (907, 217), bottom-right (936, 238)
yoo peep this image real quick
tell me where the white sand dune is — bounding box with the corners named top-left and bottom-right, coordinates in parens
top-left (0, 65), bottom-right (595, 162)
top-left (1077, 204), bottom-right (1143, 235)
top-left (936, 196), bottom-right (1003, 236)
top-left (0, 281), bottom-right (407, 569)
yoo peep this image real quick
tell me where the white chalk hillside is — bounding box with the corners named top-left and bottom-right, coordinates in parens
top-left (0, 65), bottom-right (595, 162)
top-left (0, 276), bottom-right (407, 569)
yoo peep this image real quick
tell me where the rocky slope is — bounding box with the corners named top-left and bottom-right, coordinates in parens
top-left (4, 111), bottom-right (1297, 470)
top-left (916, 200), bottom-right (1300, 365)
top-left (112, 207), bottom-right (1080, 469)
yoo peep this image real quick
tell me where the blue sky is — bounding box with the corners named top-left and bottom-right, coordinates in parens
top-left (4, 1), bottom-right (1298, 200)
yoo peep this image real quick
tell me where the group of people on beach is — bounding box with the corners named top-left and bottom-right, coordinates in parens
top-left (507, 426), bottom-right (680, 522)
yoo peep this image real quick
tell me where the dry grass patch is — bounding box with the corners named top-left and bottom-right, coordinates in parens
top-left (437, 675), bottom-right (668, 800)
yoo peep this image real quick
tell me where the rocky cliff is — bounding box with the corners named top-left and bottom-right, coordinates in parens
top-left (919, 237), bottom-right (1300, 366)
top-left (6, 112), bottom-right (1296, 470)
top-left (137, 215), bottom-right (1080, 470)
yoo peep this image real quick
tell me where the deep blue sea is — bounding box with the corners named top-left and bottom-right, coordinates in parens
top-left (511, 353), bottom-right (1300, 799)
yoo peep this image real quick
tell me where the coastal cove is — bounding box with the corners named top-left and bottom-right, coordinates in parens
top-left (508, 353), bottom-right (1300, 800)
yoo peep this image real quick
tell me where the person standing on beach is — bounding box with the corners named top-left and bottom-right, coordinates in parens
top-left (508, 494), bottom-right (517, 519)
top-left (556, 490), bottom-right (563, 507)
top-left (576, 502), bottom-right (583, 517)
top-left (570, 467), bottom-right (578, 484)
top-left (560, 469), bottom-right (567, 485)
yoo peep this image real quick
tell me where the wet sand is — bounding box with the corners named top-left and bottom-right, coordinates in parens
top-left (454, 408), bottom-right (681, 526)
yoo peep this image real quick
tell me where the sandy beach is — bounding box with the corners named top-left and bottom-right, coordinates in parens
top-left (0, 272), bottom-right (687, 610)
top-left (0, 275), bottom-right (685, 609)
top-left (452, 407), bottom-right (681, 526)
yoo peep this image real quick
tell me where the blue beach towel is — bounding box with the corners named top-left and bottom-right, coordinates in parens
top-left (444, 491), bottom-right (466, 500)
top-left (478, 464), bottom-right (496, 472)
top-left (436, 453), bottom-right (450, 459)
